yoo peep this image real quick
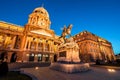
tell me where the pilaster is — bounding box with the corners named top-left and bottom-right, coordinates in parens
top-left (34, 54), bottom-right (38, 62)
top-left (11, 36), bottom-right (17, 49)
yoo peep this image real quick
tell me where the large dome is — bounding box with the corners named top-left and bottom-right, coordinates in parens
top-left (33, 7), bottom-right (49, 18)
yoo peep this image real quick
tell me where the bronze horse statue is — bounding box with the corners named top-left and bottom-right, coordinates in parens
top-left (59, 24), bottom-right (72, 42)
top-left (66, 24), bottom-right (72, 37)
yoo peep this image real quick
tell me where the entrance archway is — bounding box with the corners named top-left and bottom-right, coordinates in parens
top-left (0, 51), bottom-right (7, 61)
top-left (10, 52), bottom-right (17, 63)
top-left (45, 54), bottom-right (49, 62)
top-left (29, 53), bottom-right (34, 61)
top-left (54, 54), bottom-right (57, 62)
top-left (38, 54), bottom-right (42, 61)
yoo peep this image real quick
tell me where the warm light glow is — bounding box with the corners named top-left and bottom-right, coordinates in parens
top-left (35, 67), bottom-right (39, 70)
top-left (31, 54), bottom-right (34, 56)
top-left (107, 69), bottom-right (116, 72)
top-left (35, 54), bottom-right (37, 57)
top-left (38, 54), bottom-right (42, 57)
top-left (26, 54), bottom-right (29, 56)
top-left (0, 21), bottom-right (24, 32)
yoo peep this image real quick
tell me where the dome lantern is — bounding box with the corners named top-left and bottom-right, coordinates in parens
top-left (33, 7), bottom-right (49, 18)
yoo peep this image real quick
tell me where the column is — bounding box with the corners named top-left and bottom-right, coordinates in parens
top-left (4, 36), bottom-right (9, 48)
top-left (43, 40), bottom-right (45, 52)
top-left (28, 41), bottom-right (31, 50)
top-left (48, 40), bottom-right (50, 52)
top-left (7, 52), bottom-right (13, 62)
top-left (36, 38), bottom-right (38, 51)
top-left (50, 54), bottom-right (54, 62)
top-left (11, 36), bottom-right (16, 49)
top-left (49, 41), bottom-right (51, 52)
top-left (26, 53), bottom-right (29, 62)
top-left (22, 51), bottom-right (28, 62)
top-left (20, 35), bottom-right (27, 50)
top-left (49, 40), bottom-right (53, 52)
top-left (42, 55), bottom-right (46, 62)
top-left (24, 37), bottom-right (28, 50)
top-left (51, 41), bottom-right (54, 52)
top-left (34, 54), bottom-right (38, 62)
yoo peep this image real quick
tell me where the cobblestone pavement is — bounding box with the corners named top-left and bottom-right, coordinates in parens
top-left (21, 66), bottom-right (120, 80)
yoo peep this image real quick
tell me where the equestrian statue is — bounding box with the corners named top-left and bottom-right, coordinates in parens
top-left (59, 24), bottom-right (72, 43)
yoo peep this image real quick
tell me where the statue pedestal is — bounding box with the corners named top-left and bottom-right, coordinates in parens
top-left (57, 37), bottom-right (80, 63)
top-left (50, 38), bottom-right (90, 73)
top-left (58, 45), bottom-right (80, 63)
top-left (50, 62), bottom-right (90, 73)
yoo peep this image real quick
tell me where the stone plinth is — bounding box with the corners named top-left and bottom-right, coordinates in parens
top-left (50, 63), bottom-right (90, 73)
top-left (58, 37), bottom-right (80, 63)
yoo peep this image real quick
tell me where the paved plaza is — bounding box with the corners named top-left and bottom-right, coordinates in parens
top-left (21, 66), bottom-right (120, 80)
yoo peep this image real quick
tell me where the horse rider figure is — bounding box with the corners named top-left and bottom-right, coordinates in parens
top-left (59, 24), bottom-right (72, 43)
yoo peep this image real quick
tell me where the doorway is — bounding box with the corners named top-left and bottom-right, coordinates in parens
top-left (29, 53), bottom-right (34, 61)
top-left (10, 52), bottom-right (17, 62)
top-left (0, 51), bottom-right (8, 61)
top-left (38, 54), bottom-right (42, 62)
top-left (54, 54), bottom-right (57, 62)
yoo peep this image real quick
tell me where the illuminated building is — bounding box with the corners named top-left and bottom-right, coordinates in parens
top-left (73, 31), bottom-right (116, 62)
top-left (0, 7), bottom-right (60, 62)
top-left (0, 7), bottom-right (115, 63)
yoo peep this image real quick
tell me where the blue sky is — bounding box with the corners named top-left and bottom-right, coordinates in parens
top-left (0, 0), bottom-right (120, 54)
